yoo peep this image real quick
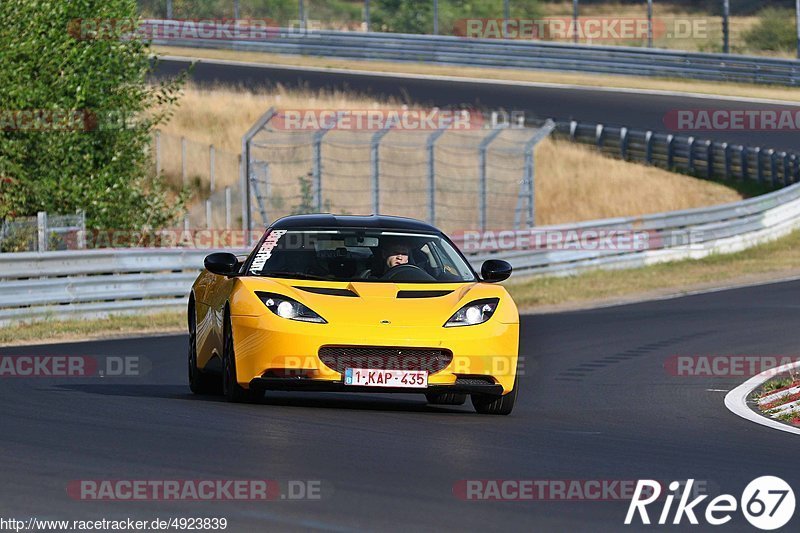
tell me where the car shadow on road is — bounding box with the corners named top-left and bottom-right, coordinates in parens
top-left (52, 383), bottom-right (469, 414)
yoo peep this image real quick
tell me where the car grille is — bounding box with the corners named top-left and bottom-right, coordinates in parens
top-left (318, 346), bottom-right (453, 374)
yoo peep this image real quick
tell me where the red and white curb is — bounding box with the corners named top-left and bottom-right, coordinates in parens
top-left (724, 360), bottom-right (800, 436)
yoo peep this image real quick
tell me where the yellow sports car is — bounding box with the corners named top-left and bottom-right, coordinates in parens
top-left (188, 215), bottom-right (520, 414)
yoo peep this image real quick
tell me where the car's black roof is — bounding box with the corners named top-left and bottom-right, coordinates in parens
top-left (269, 214), bottom-right (441, 233)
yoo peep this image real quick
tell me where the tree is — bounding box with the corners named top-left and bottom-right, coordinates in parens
top-left (0, 0), bottom-right (185, 232)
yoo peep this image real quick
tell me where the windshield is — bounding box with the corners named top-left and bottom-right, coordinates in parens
top-left (247, 229), bottom-right (476, 283)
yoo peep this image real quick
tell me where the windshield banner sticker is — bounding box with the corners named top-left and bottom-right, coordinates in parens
top-left (250, 230), bottom-right (287, 273)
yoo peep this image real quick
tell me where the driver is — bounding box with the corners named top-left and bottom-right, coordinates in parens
top-left (383, 243), bottom-right (410, 270)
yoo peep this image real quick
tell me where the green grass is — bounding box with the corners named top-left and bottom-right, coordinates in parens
top-left (0, 311), bottom-right (184, 346)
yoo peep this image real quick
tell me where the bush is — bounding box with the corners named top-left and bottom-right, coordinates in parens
top-left (743, 7), bottom-right (798, 52)
top-left (0, 0), bottom-right (186, 232)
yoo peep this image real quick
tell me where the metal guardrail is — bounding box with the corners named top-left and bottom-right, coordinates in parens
top-left (4, 175), bottom-right (800, 323)
top-left (146, 22), bottom-right (800, 86)
top-left (554, 121), bottom-right (800, 186)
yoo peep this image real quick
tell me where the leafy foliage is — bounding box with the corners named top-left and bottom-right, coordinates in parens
top-left (0, 0), bottom-right (185, 231)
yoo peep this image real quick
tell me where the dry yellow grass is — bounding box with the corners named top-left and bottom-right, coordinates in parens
top-left (159, 84), bottom-right (742, 227)
top-left (153, 46), bottom-right (800, 103)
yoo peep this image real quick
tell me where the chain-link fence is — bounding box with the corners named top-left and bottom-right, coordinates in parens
top-left (244, 110), bottom-right (554, 234)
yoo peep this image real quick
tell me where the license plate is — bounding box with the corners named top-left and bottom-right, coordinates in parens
top-left (344, 368), bottom-right (428, 388)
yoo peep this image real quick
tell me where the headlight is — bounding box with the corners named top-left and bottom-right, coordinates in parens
top-left (444, 298), bottom-right (499, 327)
top-left (256, 292), bottom-right (327, 324)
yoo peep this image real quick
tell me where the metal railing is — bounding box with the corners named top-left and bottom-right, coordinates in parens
top-left (554, 121), bottom-right (800, 187)
top-left (146, 22), bottom-right (800, 86)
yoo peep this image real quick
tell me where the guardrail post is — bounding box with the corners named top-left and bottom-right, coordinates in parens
top-left (426, 119), bottom-right (452, 225)
top-left (755, 147), bottom-right (764, 184)
top-left (645, 131), bottom-right (654, 164)
top-left (209, 144), bottom-right (216, 193)
top-left (666, 134), bottom-right (675, 169)
top-left (706, 141), bottom-right (714, 179)
top-left (225, 187), bottom-right (232, 229)
top-left (479, 125), bottom-right (507, 232)
top-left (722, 143), bottom-right (731, 179)
top-left (687, 137), bottom-right (696, 173)
top-left (595, 124), bottom-right (604, 150)
top-left (181, 136), bottom-right (187, 186)
top-left (619, 127), bottom-right (628, 160)
top-left (569, 120), bottom-right (578, 141)
top-left (371, 124), bottom-right (393, 214)
top-left (37, 212), bottom-right (47, 253)
top-left (740, 146), bottom-right (749, 181)
top-left (783, 152), bottom-right (791, 186)
top-left (770, 149), bottom-right (779, 188)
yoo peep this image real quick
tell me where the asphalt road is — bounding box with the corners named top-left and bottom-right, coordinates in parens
top-left (3, 281), bottom-right (799, 531)
top-left (154, 58), bottom-right (800, 151)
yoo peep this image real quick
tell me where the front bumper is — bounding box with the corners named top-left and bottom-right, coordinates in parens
top-left (231, 314), bottom-right (519, 394)
top-left (249, 376), bottom-right (504, 396)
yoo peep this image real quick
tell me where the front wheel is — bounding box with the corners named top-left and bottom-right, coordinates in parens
top-left (471, 378), bottom-right (518, 415)
top-left (222, 315), bottom-right (263, 403)
top-left (188, 307), bottom-right (220, 395)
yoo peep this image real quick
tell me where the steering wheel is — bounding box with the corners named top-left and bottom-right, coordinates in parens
top-left (380, 264), bottom-right (436, 282)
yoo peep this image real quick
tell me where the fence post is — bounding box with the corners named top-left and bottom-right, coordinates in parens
top-left (209, 144), bottom-right (216, 193)
top-left (426, 119), bottom-right (452, 225)
top-left (740, 146), bottom-right (749, 181)
top-left (241, 107), bottom-right (277, 235)
top-left (77, 210), bottom-right (86, 249)
top-left (479, 125), bottom-right (507, 232)
top-left (371, 125), bottom-right (393, 214)
top-left (234, 0), bottom-right (240, 19)
top-left (647, 0), bottom-right (653, 48)
top-left (619, 127), bottom-right (628, 160)
top-left (312, 116), bottom-right (340, 212)
top-left (687, 137), bottom-right (696, 173)
top-left (155, 130), bottom-right (161, 176)
top-left (37, 211), bottom-right (47, 253)
top-left (706, 141), bottom-right (714, 179)
top-left (166, 0), bottom-right (173, 19)
top-left (645, 130), bottom-right (654, 164)
top-left (515, 120), bottom-right (555, 230)
top-left (364, 0), bottom-right (370, 31)
top-left (723, 0), bottom-right (730, 54)
top-left (181, 136), bottom-right (187, 186)
top-left (666, 134), bottom-right (675, 169)
top-left (595, 123), bottom-right (604, 150)
top-left (225, 186), bottom-right (232, 229)
top-left (206, 200), bottom-right (213, 229)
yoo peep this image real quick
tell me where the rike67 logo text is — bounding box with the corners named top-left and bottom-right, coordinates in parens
top-left (625, 477), bottom-right (795, 530)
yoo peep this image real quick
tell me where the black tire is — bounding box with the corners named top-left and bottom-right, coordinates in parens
top-left (471, 378), bottom-right (518, 415)
top-left (188, 302), bottom-right (220, 395)
top-left (425, 392), bottom-right (467, 405)
top-left (222, 313), bottom-right (263, 403)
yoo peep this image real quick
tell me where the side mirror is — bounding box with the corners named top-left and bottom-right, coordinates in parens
top-left (204, 252), bottom-right (240, 277)
top-left (481, 259), bottom-right (512, 283)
